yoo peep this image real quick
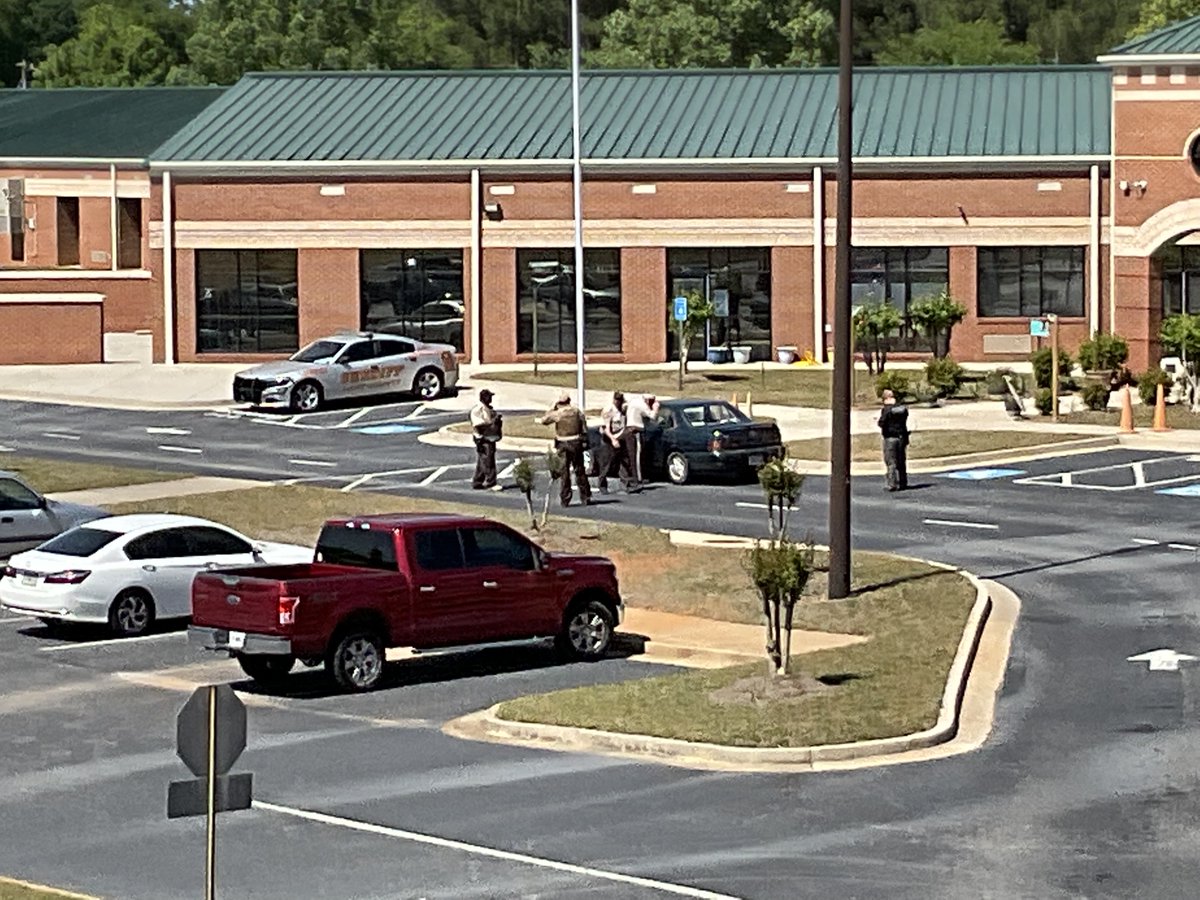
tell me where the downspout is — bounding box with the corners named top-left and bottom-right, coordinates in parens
top-left (470, 167), bottom-right (482, 366)
top-left (1109, 81), bottom-right (1117, 335)
top-left (162, 170), bottom-right (176, 365)
top-left (109, 163), bottom-right (118, 271)
top-left (812, 166), bottom-right (825, 362)
top-left (1089, 164), bottom-right (1100, 335)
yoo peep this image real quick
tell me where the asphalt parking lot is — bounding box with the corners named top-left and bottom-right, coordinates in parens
top-left (0, 614), bottom-right (689, 900)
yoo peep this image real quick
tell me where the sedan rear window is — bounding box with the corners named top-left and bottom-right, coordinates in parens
top-left (39, 526), bottom-right (121, 557)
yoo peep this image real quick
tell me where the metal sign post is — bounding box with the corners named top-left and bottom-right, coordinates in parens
top-left (674, 296), bottom-right (688, 391)
top-left (169, 684), bottom-right (252, 900)
top-left (1048, 313), bottom-right (1060, 422)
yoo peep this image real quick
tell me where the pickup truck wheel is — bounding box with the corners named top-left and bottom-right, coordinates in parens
top-left (327, 631), bottom-right (386, 692)
top-left (108, 589), bottom-right (155, 637)
top-left (556, 600), bottom-right (614, 661)
top-left (666, 452), bottom-right (690, 485)
top-left (237, 654), bottom-right (295, 685)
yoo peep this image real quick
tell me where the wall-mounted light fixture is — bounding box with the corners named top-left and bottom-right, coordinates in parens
top-left (483, 201), bottom-right (504, 222)
top-left (1120, 180), bottom-right (1149, 196)
top-left (1133, 179), bottom-right (1149, 195)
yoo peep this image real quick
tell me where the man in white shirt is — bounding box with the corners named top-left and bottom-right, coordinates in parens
top-left (470, 388), bottom-right (502, 489)
top-left (623, 393), bottom-right (659, 489)
top-left (598, 391), bottom-right (634, 494)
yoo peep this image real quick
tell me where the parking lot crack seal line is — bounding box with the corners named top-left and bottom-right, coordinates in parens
top-left (252, 800), bottom-right (742, 899)
top-left (443, 573), bottom-right (1003, 773)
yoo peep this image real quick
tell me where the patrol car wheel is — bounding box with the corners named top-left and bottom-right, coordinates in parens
top-left (414, 367), bottom-right (444, 400)
top-left (290, 380), bottom-right (323, 412)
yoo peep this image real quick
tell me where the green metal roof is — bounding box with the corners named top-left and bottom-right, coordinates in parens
top-left (0, 87), bottom-right (226, 161)
top-left (152, 67), bottom-right (1111, 168)
top-left (1108, 16), bottom-right (1200, 57)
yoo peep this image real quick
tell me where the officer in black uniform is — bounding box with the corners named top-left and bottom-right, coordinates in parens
top-left (877, 388), bottom-right (910, 492)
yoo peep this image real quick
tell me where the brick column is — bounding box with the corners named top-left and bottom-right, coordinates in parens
top-left (482, 247), bottom-right (516, 362)
top-left (175, 249), bottom-right (197, 360)
top-left (620, 247), bottom-right (666, 362)
top-left (1115, 255), bottom-right (1154, 370)
top-left (770, 246), bottom-right (812, 357)
top-left (298, 249), bottom-right (358, 346)
top-left (948, 246), bottom-right (979, 359)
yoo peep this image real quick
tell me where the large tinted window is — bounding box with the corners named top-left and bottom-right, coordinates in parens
top-left (517, 249), bottom-right (621, 353)
top-left (977, 247), bottom-right (1085, 318)
top-left (667, 248), bottom-right (770, 361)
top-left (361, 250), bottom-right (464, 350)
top-left (851, 248), bottom-right (949, 352)
top-left (1160, 244), bottom-right (1200, 315)
top-left (316, 525), bottom-right (397, 571)
top-left (461, 527), bottom-right (535, 571)
top-left (412, 529), bottom-right (465, 571)
top-left (39, 527), bottom-right (121, 557)
top-left (196, 250), bottom-right (299, 353)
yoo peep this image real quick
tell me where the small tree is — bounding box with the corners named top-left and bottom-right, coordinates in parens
top-left (743, 457), bottom-right (814, 676)
top-left (1077, 333), bottom-right (1129, 373)
top-left (852, 301), bottom-right (903, 374)
top-left (909, 290), bottom-right (967, 358)
top-left (672, 289), bottom-right (715, 387)
top-left (1161, 313), bottom-right (1200, 411)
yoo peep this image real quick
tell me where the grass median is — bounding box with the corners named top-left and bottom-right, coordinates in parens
top-left (106, 482), bottom-right (977, 747)
top-left (0, 876), bottom-right (97, 900)
top-left (480, 369), bottom-right (876, 409)
top-left (5, 456), bottom-right (187, 494)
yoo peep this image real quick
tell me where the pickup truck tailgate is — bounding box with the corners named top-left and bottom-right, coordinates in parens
top-left (192, 563), bottom-right (351, 634)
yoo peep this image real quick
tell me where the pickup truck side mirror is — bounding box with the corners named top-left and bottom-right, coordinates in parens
top-left (536, 549), bottom-right (551, 570)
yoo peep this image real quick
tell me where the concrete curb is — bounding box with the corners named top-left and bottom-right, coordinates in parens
top-left (442, 573), bottom-right (993, 771)
top-left (0, 391), bottom-right (228, 411)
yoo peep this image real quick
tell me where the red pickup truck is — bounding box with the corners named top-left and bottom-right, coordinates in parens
top-left (188, 513), bottom-right (623, 692)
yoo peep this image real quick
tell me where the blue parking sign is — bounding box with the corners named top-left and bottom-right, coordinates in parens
top-left (673, 296), bottom-right (688, 321)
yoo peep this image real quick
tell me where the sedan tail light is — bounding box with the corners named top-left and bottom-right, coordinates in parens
top-left (278, 595), bottom-right (300, 627)
top-left (44, 570), bottom-right (90, 585)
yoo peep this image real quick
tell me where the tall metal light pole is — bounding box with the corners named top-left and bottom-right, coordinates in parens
top-left (569, 0), bottom-right (587, 410)
top-left (828, 0), bottom-right (854, 600)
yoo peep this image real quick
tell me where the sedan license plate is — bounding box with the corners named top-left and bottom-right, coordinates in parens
top-left (20, 574), bottom-right (37, 588)
top-left (228, 630), bottom-right (246, 650)
top-left (748, 454), bottom-right (764, 465)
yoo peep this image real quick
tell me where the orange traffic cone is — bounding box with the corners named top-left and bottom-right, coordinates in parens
top-left (1119, 384), bottom-right (1136, 434)
top-left (1153, 382), bottom-right (1171, 432)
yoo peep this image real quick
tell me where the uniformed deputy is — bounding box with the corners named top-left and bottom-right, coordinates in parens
top-left (470, 388), bottom-right (502, 489)
top-left (539, 391), bottom-right (592, 507)
top-left (623, 393), bottom-right (660, 490)
top-left (598, 390), bottom-right (634, 494)
top-left (877, 388), bottom-right (910, 492)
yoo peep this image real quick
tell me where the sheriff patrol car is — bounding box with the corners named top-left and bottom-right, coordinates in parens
top-left (233, 331), bottom-right (459, 412)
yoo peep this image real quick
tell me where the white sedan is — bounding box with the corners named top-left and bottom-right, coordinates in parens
top-left (0, 514), bottom-right (312, 637)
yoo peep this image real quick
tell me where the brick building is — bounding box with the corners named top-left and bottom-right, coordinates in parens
top-left (6, 16), bottom-right (1200, 370)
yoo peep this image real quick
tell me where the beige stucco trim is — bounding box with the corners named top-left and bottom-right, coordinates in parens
top-left (822, 216), bottom-right (1101, 246)
top-left (1113, 199), bottom-right (1200, 256)
top-left (160, 219), bottom-right (473, 249)
top-left (24, 175), bottom-right (150, 199)
top-left (0, 292), bottom-right (104, 304)
top-left (1114, 89), bottom-right (1200, 102)
top-left (0, 268), bottom-right (151, 280)
top-left (482, 218), bottom-right (816, 247)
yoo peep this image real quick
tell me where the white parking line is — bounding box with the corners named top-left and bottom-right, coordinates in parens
top-left (923, 519), bottom-right (999, 531)
top-left (735, 502), bottom-right (770, 510)
top-left (289, 459), bottom-right (337, 467)
top-left (254, 801), bottom-right (740, 899)
top-left (42, 432), bottom-right (80, 441)
top-left (146, 427), bottom-right (191, 436)
top-left (39, 632), bottom-right (186, 652)
top-left (419, 465), bottom-right (451, 486)
top-left (158, 445), bottom-right (203, 454)
top-left (0, 615), bottom-right (33, 624)
top-left (0, 445), bottom-right (13, 452)
top-left (497, 460), bottom-right (517, 480)
top-left (1131, 538), bottom-right (1160, 545)
top-left (402, 403), bottom-right (429, 420)
top-left (337, 408), bottom-right (371, 428)
top-left (1169, 543), bottom-right (1197, 551)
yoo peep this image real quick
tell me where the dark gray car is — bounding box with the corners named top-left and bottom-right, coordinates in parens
top-left (0, 471), bottom-right (107, 560)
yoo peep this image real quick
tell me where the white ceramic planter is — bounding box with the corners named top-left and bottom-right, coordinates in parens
top-left (731, 346), bottom-right (752, 364)
top-left (776, 346), bottom-right (797, 364)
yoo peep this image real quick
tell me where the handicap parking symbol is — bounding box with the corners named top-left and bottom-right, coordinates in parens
top-left (939, 468), bottom-right (1026, 481)
top-left (353, 424), bottom-right (427, 435)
